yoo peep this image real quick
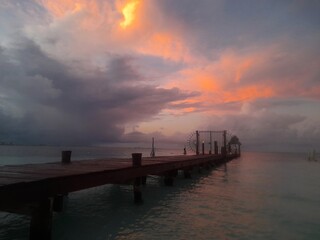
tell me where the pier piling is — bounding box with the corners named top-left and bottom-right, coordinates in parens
top-left (141, 176), bottom-right (147, 185)
top-left (61, 151), bottom-right (72, 164)
top-left (132, 153), bottom-right (143, 203)
top-left (30, 198), bottom-right (53, 240)
top-left (214, 141), bottom-right (218, 155)
top-left (183, 168), bottom-right (192, 179)
top-left (164, 170), bottom-right (177, 186)
top-left (196, 131), bottom-right (200, 155)
top-left (133, 177), bottom-right (142, 204)
top-left (202, 141), bottom-right (205, 155)
top-left (53, 195), bottom-right (64, 212)
top-left (132, 153), bottom-right (142, 167)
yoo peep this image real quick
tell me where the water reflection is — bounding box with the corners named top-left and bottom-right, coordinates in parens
top-left (53, 167), bottom-right (222, 240)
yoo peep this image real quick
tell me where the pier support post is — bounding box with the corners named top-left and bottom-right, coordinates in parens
top-left (133, 177), bottom-right (142, 204)
top-left (58, 151), bottom-right (71, 209)
top-left (196, 131), bottom-right (200, 155)
top-left (164, 176), bottom-right (174, 186)
top-left (132, 153), bottom-right (143, 203)
top-left (53, 195), bottom-right (64, 212)
top-left (221, 147), bottom-right (226, 157)
top-left (214, 141), bottom-right (218, 155)
top-left (150, 137), bottom-right (155, 158)
top-left (183, 168), bottom-right (192, 179)
top-left (61, 151), bottom-right (72, 164)
top-left (205, 164), bottom-right (210, 170)
top-left (202, 141), bottom-right (205, 155)
top-left (132, 153), bottom-right (142, 167)
top-left (164, 170), bottom-right (177, 186)
top-left (223, 130), bottom-right (227, 157)
top-left (141, 176), bottom-right (147, 185)
top-left (209, 131), bottom-right (212, 154)
top-left (30, 198), bottom-right (53, 240)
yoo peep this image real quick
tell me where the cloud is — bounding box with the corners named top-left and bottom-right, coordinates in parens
top-left (0, 0), bottom-right (319, 151)
top-left (0, 39), bottom-right (197, 145)
top-left (201, 100), bottom-right (320, 152)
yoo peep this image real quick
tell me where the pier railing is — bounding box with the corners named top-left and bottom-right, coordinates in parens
top-left (187, 130), bottom-right (241, 156)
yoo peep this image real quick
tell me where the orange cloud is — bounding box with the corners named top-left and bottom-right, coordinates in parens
top-left (36, 0), bottom-right (192, 63)
top-left (136, 32), bottom-right (190, 62)
top-left (235, 59), bottom-right (254, 83)
top-left (161, 48), bottom-right (279, 115)
top-left (119, 0), bottom-right (140, 29)
top-left (115, 1), bottom-right (192, 62)
top-left (223, 85), bottom-right (275, 102)
top-left (196, 75), bottom-right (220, 92)
top-left (35, 0), bottom-right (114, 31)
top-left (215, 50), bottom-right (259, 85)
top-left (36, 0), bottom-right (87, 18)
top-left (35, 0), bottom-right (277, 109)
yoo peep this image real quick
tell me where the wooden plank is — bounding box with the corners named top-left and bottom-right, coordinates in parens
top-left (0, 154), bottom-right (239, 212)
top-left (0, 172), bottom-right (47, 180)
top-left (0, 177), bottom-right (36, 185)
top-left (0, 155), bottom-right (221, 182)
top-left (0, 164), bottom-right (124, 174)
top-left (0, 155), bottom-right (225, 178)
top-left (0, 155), bottom-right (216, 191)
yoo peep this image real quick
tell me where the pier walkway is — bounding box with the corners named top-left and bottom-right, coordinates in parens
top-left (0, 151), bottom-right (239, 239)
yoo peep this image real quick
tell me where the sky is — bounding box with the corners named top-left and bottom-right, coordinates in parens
top-left (0, 0), bottom-right (319, 152)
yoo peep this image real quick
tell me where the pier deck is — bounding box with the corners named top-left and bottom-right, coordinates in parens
top-left (0, 153), bottom-right (238, 239)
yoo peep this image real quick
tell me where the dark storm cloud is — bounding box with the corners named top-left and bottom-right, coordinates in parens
top-left (204, 103), bottom-right (320, 152)
top-left (0, 40), bottom-right (198, 145)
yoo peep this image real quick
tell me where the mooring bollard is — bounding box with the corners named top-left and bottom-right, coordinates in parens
top-left (61, 151), bottom-right (72, 164)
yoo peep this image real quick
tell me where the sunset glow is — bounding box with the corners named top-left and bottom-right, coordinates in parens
top-left (120, 0), bottom-right (140, 29)
top-left (35, 0), bottom-right (85, 17)
top-left (1, 0), bottom-right (319, 151)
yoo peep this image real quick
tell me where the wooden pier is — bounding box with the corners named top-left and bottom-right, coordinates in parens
top-left (0, 152), bottom-right (239, 239)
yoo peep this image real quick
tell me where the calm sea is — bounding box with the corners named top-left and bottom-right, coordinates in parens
top-left (0, 146), bottom-right (319, 240)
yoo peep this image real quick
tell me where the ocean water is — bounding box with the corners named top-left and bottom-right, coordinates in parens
top-left (0, 147), bottom-right (320, 240)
